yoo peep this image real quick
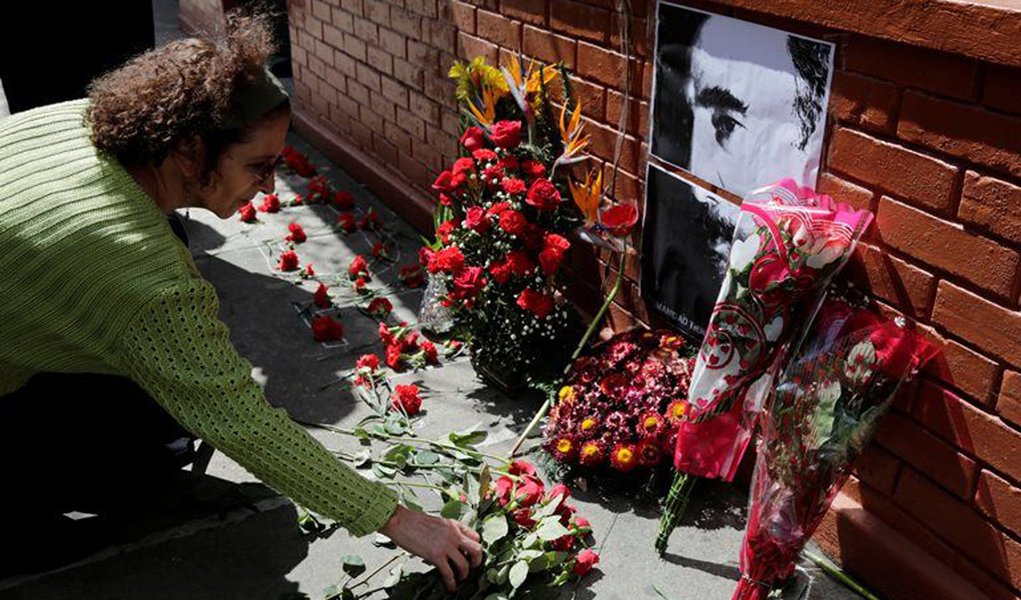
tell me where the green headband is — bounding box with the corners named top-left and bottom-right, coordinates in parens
top-left (223, 66), bottom-right (289, 129)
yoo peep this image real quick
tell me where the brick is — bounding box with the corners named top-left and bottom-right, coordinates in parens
top-left (523, 25), bottom-right (576, 69)
top-left (404, 0), bottom-right (438, 19)
top-left (408, 91), bottom-right (441, 124)
top-left (368, 91), bottom-right (398, 122)
top-left (899, 91), bottom-right (1021, 180)
top-left (384, 120), bottom-right (413, 154)
top-left (605, 92), bottom-right (647, 138)
top-left (377, 27), bottom-right (406, 59)
top-left (830, 70), bottom-right (899, 134)
top-left (389, 6), bottom-right (422, 38)
top-left (457, 31), bottom-right (499, 64)
top-left (501, 0), bottom-right (546, 26)
top-left (324, 66), bottom-right (347, 97)
top-left (610, 14), bottom-right (651, 59)
top-left (311, 0), bottom-right (332, 23)
top-left (877, 197), bottom-right (1020, 299)
top-left (932, 280), bottom-right (1021, 370)
top-left (551, 0), bottom-right (610, 44)
top-left (425, 20), bottom-right (457, 51)
top-left (451, 1), bottom-right (476, 34)
top-left (342, 32), bottom-right (367, 62)
top-left (323, 24), bottom-right (345, 50)
top-left (395, 106), bottom-right (427, 140)
top-left (338, 0), bottom-right (362, 17)
top-left (407, 40), bottom-right (440, 72)
top-left (852, 243), bottom-right (934, 318)
top-left (378, 78), bottom-right (408, 109)
top-left (346, 79), bottom-right (371, 107)
top-left (817, 172), bottom-right (874, 213)
top-left (353, 16), bottom-right (377, 41)
top-left (577, 42), bottom-right (643, 92)
top-left (475, 9), bottom-right (521, 50)
top-left (1001, 372), bottom-right (1021, 428)
top-left (876, 412), bottom-right (977, 498)
top-left (398, 152), bottom-right (432, 186)
top-left (844, 37), bottom-right (978, 100)
top-left (332, 9), bottom-right (354, 33)
top-left (853, 445), bottom-right (902, 496)
top-left (354, 62), bottom-right (381, 92)
top-left (366, 45), bottom-right (393, 75)
top-left (565, 76), bottom-right (604, 121)
top-left (984, 64), bottom-right (1021, 116)
top-left (895, 467), bottom-right (1021, 589)
top-left (373, 135), bottom-right (400, 166)
top-left (333, 49), bottom-right (357, 77)
top-left (362, 1), bottom-right (389, 27)
top-left (976, 469), bottom-right (1021, 538)
top-left (918, 380), bottom-right (1021, 482)
top-left (584, 117), bottom-right (641, 174)
top-left (959, 172), bottom-right (1021, 247)
top-left (349, 119), bottom-right (373, 150)
top-left (827, 128), bottom-right (958, 212)
top-left (358, 104), bottom-right (385, 134)
top-left (394, 58), bottom-right (426, 90)
top-left (921, 329), bottom-right (1001, 404)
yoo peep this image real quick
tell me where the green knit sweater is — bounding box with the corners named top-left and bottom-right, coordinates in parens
top-left (0, 99), bottom-right (397, 536)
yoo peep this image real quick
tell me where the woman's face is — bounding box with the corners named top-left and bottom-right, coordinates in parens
top-left (197, 110), bottom-right (290, 218)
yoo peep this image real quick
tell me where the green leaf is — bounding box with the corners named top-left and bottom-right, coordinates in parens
top-left (516, 549), bottom-right (543, 561)
top-left (385, 413), bottom-right (409, 435)
top-left (478, 466), bottom-right (492, 500)
top-left (415, 450), bottom-right (440, 465)
top-left (372, 463), bottom-right (397, 479)
top-left (351, 449), bottom-right (371, 468)
top-left (449, 428), bottom-right (488, 447)
top-left (340, 554), bottom-right (366, 577)
top-left (535, 520), bottom-right (569, 542)
top-left (481, 514), bottom-right (509, 545)
top-left (441, 500), bottom-right (467, 519)
top-left (509, 561), bottom-right (529, 589)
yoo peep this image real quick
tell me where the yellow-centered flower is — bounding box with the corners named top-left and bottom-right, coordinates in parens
top-left (558, 385), bottom-right (575, 404)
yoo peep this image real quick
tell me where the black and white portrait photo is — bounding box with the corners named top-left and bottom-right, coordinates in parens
top-left (649, 3), bottom-right (834, 198)
top-left (640, 164), bottom-right (740, 339)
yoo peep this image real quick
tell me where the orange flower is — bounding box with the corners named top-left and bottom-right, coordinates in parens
top-left (578, 440), bottom-right (605, 467)
top-left (555, 98), bottom-right (589, 167)
top-left (666, 399), bottom-right (690, 426)
top-left (610, 443), bottom-right (637, 472)
top-left (569, 168), bottom-right (601, 226)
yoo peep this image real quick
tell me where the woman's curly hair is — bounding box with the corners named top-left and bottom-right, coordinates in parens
top-left (87, 12), bottom-right (288, 182)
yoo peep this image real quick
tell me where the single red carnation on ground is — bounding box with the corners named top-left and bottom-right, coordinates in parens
top-left (573, 549), bottom-right (600, 577)
top-left (353, 277), bottom-right (368, 294)
top-left (285, 222), bottom-right (307, 244)
top-left (421, 340), bottom-right (439, 364)
top-left (304, 264), bottom-right (315, 277)
top-left (359, 208), bottom-right (380, 230)
top-left (489, 120), bottom-right (522, 149)
top-left (239, 202), bottom-right (257, 223)
top-left (348, 254), bottom-right (370, 279)
top-left (314, 283), bottom-right (331, 308)
top-left (356, 354), bottom-right (379, 371)
top-left (390, 384), bottom-right (422, 415)
top-left (311, 315), bottom-right (343, 342)
top-left (332, 190), bottom-right (354, 210)
top-left (258, 193), bottom-right (280, 213)
top-left (278, 250), bottom-right (299, 271)
top-left (372, 240), bottom-right (389, 259)
top-left (336, 213), bottom-right (357, 232)
top-left (517, 289), bottom-right (554, 319)
top-left (385, 343), bottom-right (402, 370)
top-left (367, 297), bottom-right (393, 319)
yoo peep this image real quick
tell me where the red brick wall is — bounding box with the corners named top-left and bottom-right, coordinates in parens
top-left (276, 1), bottom-right (1021, 598)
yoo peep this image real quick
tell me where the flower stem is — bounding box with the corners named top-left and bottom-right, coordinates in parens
top-left (804, 550), bottom-right (880, 600)
top-left (509, 246), bottom-right (627, 457)
top-left (655, 471), bottom-right (697, 555)
top-left (348, 554), bottom-right (405, 590)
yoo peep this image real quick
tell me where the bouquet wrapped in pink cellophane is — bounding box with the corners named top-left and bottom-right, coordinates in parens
top-left (733, 300), bottom-right (936, 599)
top-left (656, 180), bottom-right (872, 553)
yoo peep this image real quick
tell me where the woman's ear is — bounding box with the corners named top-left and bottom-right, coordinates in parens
top-left (170, 134), bottom-right (206, 179)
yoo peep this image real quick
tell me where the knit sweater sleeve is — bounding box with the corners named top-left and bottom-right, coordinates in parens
top-left (110, 277), bottom-right (398, 537)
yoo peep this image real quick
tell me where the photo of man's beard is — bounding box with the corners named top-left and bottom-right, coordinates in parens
top-left (649, 4), bottom-right (832, 197)
top-left (640, 164), bottom-right (739, 339)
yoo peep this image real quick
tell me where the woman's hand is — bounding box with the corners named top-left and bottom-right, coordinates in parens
top-left (378, 504), bottom-right (484, 591)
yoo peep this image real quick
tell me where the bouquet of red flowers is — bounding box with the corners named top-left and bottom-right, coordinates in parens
top-left (733, 300), bottom-right (935, 599)
top-left (542, 330), bottom-right (695, 474)
top-left (656, 180), bottom-right (872, 552)
top-left (424, 56), bottom-right (591, 383)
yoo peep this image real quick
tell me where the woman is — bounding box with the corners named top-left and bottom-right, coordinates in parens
top-left (0, 14), bottom-right (482, 590)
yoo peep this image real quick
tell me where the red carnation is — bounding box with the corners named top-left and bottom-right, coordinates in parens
top-left (525, 178), bottom-right (562, 212)
top-left (520, 159), bottom-right (546, 180)
top-left (385, 343), bottom-right (402, 370)
top-left (311, 315), bottom-right (344, 342)
top-left (487, 201), bottom-right (511, 216)
top-left (353, 277), bottom-right (368, 294)
top-left (314, 283), bottom-right (331, 308)
top-left (573, 549), bottom-right (600, 577)
top-left (278, 250), bottom-right (299, 271)
top-left (359, 208), bottom-right (380, 231)
top-left (498, 155), bottom-right (520, 170)
top-left (501, 178), bottom-right (526, 195)
top-left (452, 157), bottom-right (475, 176)
top-left (437, 220), bottom-right (456, 245)
top-left (348, 254), bottom-right (370, 279)
top-left (285, 221), bottom-right (307, 244)
top-left (390, 384), bottom-right (422, 415)
top-left (428, 246), bottom-right (465, 274)
top-left (506, 250), bottom-right (535, 277)
top-left (239, 202), bottom-right (257, 223)
top-left (336, 213), bottom-right (357, 232)
top-left (464, 206), bottom-right (490, 233)
top-left (367, 297), bottom-right (393, 319)
top-left (539, 233), bottom-right (570, 275)
top-left (371, 240), bottom-right (389, 259)
top-left (489, 120), bottom-right (522, 149)
top-left (509, 460), bottom-right (537, 477)
top-left (451, 266), bottom-right (487, 301)
top-left (516, 289), bottom-right (554, 318)
top-left (472, 148), bottom-right (498, 162)
top-left (601, 203), bottom-right (639, 237)
top-left (258, 193), bottom-right (280, 213)
top-left (512, 509), bottom-right (537, 529)
top-left (460, 126), bottom-right (486, 152)
top-left (331, 190), bottom-right (354, 210)
top-left (498, 209), bottom-right (527, 236)
top-left (421, 340), bottom-right (439, 364)
top-left (356, 354), bottom-right (379, 371)
top-left (432, 170), bottom-right (466, 194)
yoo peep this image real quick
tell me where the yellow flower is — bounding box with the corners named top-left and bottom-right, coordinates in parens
top-left (556, 438), bottom-right (573, 454)
top-left (558, 385), bottom-right (575, 404)
top-left (644, 415), bottom-right (660, 429)
top-left (580, 417), bottom-right (597, 432)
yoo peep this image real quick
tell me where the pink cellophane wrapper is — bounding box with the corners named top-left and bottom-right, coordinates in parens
top-left (732, 301), bottom-right (936, 599)
top-left (674, 179), bottom-right (873, 481)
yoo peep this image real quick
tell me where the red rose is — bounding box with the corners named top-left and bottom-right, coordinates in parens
top-left (385, 343), bottom-right (402, 370)
top-left (278, 250), bottom-right (299, 271)
top-left (551, 534), bottom-right (575, 552)
top-left (238, 202), bottom-right (257, 223)
top-left (572, 549), bottom-right (600, 577)
top-left (421, 340), bottom-right (439, 364)
top-left (336, 213), bottom-right (357, 232)
top-left (516, 289), bottom-right (554, 318)
top-left (258, 193), bottom-right (280, 213)
top-left (285, 222), bottom-right (307, 244)
top-left (573, 516), bottom-right (592, 531)
top-left (331, 190), bottom-right (354, 210)
top-left (520, 159), bottom-right (546, 180)
top-left (464, 206), bottom-right (490, 233)
top-left (600, 203), bottom-right (639, 237)
top-left (498, 210), bottom-right (527, 236)
top-left (311, 315), bottom-right (343, 342)
top-left (314, 283), bottom-right (331, 308)
top-left (356, 354), bottom-right (379, 371)
top-left (472, 148), bottom-right (498, 162)
top-left (515, 477), bottom-right (545, 508)
top-left (428, 246), bottom-right (465, 274)
top-left (348, 254), bottom-right (370, 279)
top-left (549, 483), bottom-right (571, 511)
top-left (390, 384), bottom-right (422, 415)
top-left (525, 178), bottom-right (561, 212)
top-left (367, 297), bottom-right (393, 319)
top-left (460, 126), bottom-right (486, 152)
top-left (489, 120), bottom-right (522, 149)
top-left (495, 476), bottom-right (515, 506)
top-left (452, 157), bottom-right (475, 176)
top-left (501, 178), bottom-right (526, 195)
top-left (539, 233), bottom-right (570, 275)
